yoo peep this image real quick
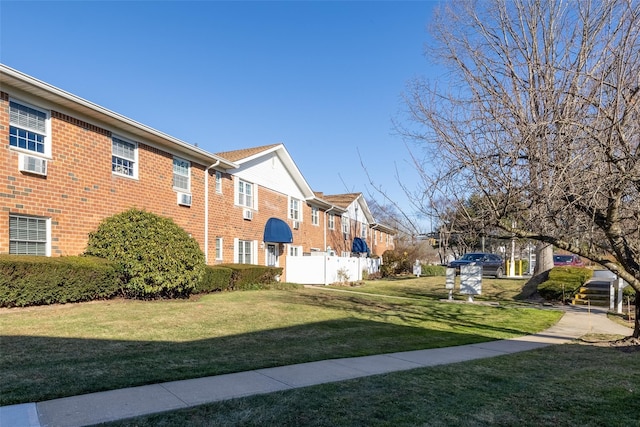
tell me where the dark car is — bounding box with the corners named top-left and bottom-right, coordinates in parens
top-left (448, 252), bottom-right (504, 278)
top-left (553, 254), bottom-right (584, 267)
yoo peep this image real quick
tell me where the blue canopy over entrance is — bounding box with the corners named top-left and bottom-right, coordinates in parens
top-left (263, 218), bottom-right (293, 243)
top-left (352, 237), bottom-right (369, 254)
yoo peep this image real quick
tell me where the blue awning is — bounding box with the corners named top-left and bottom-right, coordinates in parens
top-left (352, 237), bottom-right (369, 254)
top-left (263, 218), bottom-right (293, 243)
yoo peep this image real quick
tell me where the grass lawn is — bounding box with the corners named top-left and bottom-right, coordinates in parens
top-left (103, 344), bottom-right (640, 427)
top-left (0, 277), bottom-right (561, 405)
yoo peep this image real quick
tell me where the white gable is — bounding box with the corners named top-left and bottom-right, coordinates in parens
top-left (232, 150), bottom-right (307, 199)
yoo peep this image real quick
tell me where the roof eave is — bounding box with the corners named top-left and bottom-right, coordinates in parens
top-left (0, 64), bottom-right (238, 169)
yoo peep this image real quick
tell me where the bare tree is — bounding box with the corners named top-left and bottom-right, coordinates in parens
top-left (401, 0), bottom-right (640, 336)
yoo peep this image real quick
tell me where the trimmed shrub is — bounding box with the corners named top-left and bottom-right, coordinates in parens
top-left (197, 265), bottom-right (234, 293)
top-left (421, 264), bottom-right (446, 276)
top-left (219, 264), bottom-right (283, 290)
top-left (85, 208), bottom-right (205, 299)
top-left (538, 267), bottom-right (593, 302)
top-left (381, 250), bottom-right (411, 277)
top-left (0, 255), bottom-right (121, 307)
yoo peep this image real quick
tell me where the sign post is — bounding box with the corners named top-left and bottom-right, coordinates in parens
top-left (445, 267), bottom-right (455, 300)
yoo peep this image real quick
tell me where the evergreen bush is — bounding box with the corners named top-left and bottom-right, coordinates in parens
top-left (421, 264), bottom-right (447, 276)
top-left (197, 265), bottom-right (234, 293)
top-left (219, 264), bottom-right (283, 290)
top-left (0, 255), bottom-right (121, 307)
top-left (85, 208), bottom-right (205, 299)
top-left (538, 267), bottom-right (593, 302)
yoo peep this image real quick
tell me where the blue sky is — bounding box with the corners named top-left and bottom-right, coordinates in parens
top-left (1, 1), bottom-right (440, 229)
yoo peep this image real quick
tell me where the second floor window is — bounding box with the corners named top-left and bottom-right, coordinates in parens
top-left (9, 100), bottom-right (48, 155)
top-left (215, 171), bottom-right (222, 193)
top-left (112, 137), bottom-right (137, 177)
top-left (361, 223), bottom-right (367, 239)
top-left (290, 198), bottom-right (300, 220)
top-left (328, 213), bottom-right (335, 230)
top-left (238, 179), bottom-right (253, 208)
top-left (342, 215), bottom-right (350, 234)
top-left (173, 157), bottom-right (190, 192)
top-left (311, 207), bottom-right (319, 226)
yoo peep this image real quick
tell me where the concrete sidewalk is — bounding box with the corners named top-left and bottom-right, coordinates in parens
top-left (1, 305), bottom-right (632, 427)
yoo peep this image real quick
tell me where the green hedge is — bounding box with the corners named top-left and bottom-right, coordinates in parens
top-left (219, 264), bottom-right (283, 290)
top-left (0, 255), bottom-right (121, 307)
top-left (420, 264), bottom-right (446, 276)
top-left (197, 266), bottom-right (234, 293)
top-left (537, 267), bottom-right (593, 302)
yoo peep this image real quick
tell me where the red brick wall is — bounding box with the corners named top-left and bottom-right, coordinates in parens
top-left (1, 92), bottom-right (207, 257)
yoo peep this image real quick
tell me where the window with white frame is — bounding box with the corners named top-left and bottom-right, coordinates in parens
top-left (237, 240), bottom-right (252, 264)
top-left (215, 237), bottom-right (223, 260)
top-left (112, 137), bottom-right (137, 177)
top-left (238, 179), bottom-right (253, 208)
top-left (215, 171), bottom-right (222, 193)
top-left (342, 215), bottom-right (350, 234)
top-left (374, 230), bottom-right (378, 245)
top-left (9, 100), bottom-right (49, 155)
top-left (328, 213), bottom-right (335, 230)
top-left (289, 197), bottom-right (301, 221)
top-left (289, 245), bottom-right (302, 256)
top-left (311, 207), bottom-right (319, 226)
top-left (173, 157), bottom-right (190, 192)
top-left (9, 214), bottom-right (49, 256)
top-left (361, 223), bottom-right (367, 239)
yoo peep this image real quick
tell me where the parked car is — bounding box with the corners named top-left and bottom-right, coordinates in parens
top-left (553, 254), bottom-right (584, 267)
top-left (448, 252), bottom-right (504, 278)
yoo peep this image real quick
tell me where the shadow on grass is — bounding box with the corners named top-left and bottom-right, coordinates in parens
top-left (2, 315), bottom-right (510, 406)
top-left (295, 291), bottom-right (550, 337)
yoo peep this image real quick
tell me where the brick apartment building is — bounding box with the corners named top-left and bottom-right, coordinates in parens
top-left (1, 64), bottom-right (394, 281)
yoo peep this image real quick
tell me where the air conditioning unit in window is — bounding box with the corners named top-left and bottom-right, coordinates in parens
top-left (19, 153), bottom-right (47, 176)
top-left (177, 192), bottom-right (192, 206)
top-left (293, 221), bottom-right (300, 230)
top-left (243, 209), bottom-right (253, 220)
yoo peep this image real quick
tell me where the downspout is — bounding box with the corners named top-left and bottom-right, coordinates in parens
top-left (204, 160), bottom-right (220, 264)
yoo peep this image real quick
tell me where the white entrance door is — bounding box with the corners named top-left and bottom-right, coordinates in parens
top-left (266, 244), bottom-right (278, 267)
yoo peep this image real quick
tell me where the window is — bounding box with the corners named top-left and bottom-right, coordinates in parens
top-left (289, 245), bottom-right (302, 256)
top-left (238, 179), bottom-right (253, 208)
top-left (215, 171), bottom-right (222, 193)
top-left (342, 215), bottom-right (350, 234)
top-left (237, 240), bottom-right (252, 264)
top-left (9, 100), bottom-right (49, 155)
top-left (215, 237), bottom-right (223, 260)
top-left (311, 207), bottom-right (319, 226)
top-left (173, 157), bottom-right (190, 192)
top-left (328, 213), bottom-right (335, 230)
top-left (361, 223), bottom-right (367, 239)
top-left (374, 230), bottom-right (378, 245)
top-left (289, 197), bottom-right (300, 220)
top-left (9, 215), bottom-right (49, 256)
top-left (112, 137), bottom-right (137, 177)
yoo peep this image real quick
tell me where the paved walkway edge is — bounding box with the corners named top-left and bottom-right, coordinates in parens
top-left (0, 306), bottom-right (632, 427)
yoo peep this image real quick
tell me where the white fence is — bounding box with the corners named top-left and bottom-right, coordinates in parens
top-left (286, 255), bottom-right (381, 285)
